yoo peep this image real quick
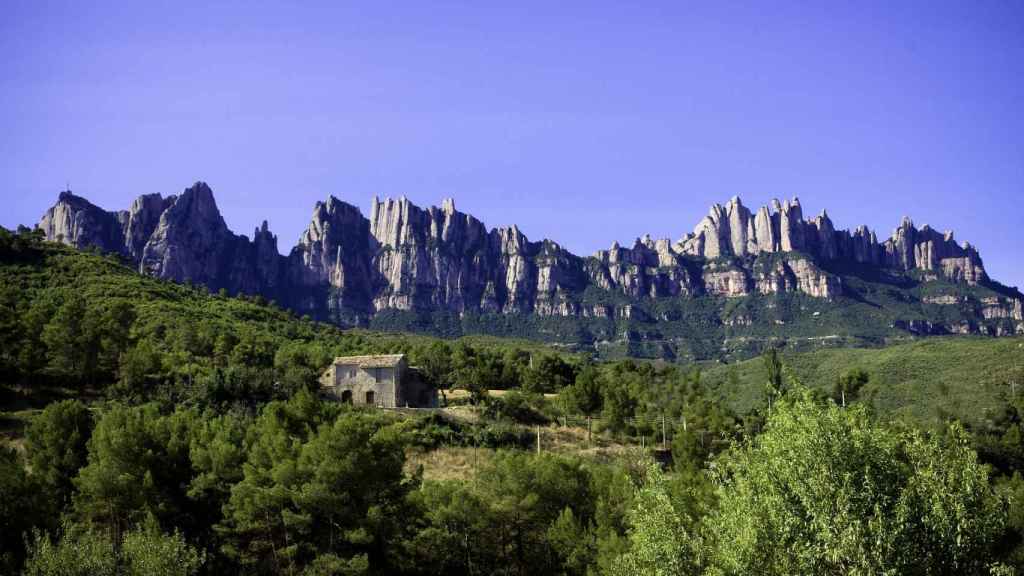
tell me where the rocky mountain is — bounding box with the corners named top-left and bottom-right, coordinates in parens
top-left (37, 182), bottom-right (1024, 360)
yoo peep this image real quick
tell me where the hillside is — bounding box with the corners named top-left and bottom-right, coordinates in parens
top-left (4, 225), bottom-right (1024, 575)
top-left (704, 336), bottom-right (1024, 427)
top-left (0, 227), bottom-right (579, 410)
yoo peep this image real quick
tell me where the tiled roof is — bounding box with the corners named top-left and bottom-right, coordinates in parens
top-left (331, 354), bottom-right (406, 368)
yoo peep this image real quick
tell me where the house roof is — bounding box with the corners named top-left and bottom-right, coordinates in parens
top-left (331, 354), bottom-right (406, 368)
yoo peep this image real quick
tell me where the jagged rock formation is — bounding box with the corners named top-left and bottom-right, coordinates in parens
top-left (36, 183), bottom-right (1024, 356)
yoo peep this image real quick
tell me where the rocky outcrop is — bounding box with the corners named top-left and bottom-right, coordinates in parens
top-left (671, 197), bottom-right (987, 287)
top-left (36, 185), bottom-right (1020, 341)
top-left (38, 191), bottom-right (129, 254)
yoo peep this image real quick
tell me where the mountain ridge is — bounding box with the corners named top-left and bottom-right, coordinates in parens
top-left (35, 181), bottom-right (1024, 360)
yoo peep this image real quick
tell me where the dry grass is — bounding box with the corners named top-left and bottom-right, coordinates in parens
top-left (404, 420), bottom-right (644, 483)
top-left (0, 408), bottom-right (36, 456)
top-left (536, 424), bottom-right (643, 464)
top-left (405, 446), bottom-right (494, 482)
top-left (445, 389), bottom-right (559, 401)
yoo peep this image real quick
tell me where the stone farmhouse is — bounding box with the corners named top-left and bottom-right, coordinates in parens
top-left (319, 354), bottom-right (437, 408)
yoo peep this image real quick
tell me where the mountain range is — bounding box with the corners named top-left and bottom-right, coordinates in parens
top-left (36, 181), bottom-right (1023, 360)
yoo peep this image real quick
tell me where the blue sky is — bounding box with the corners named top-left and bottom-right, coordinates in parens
top-left (2, 1), bottom-right (1022, 288)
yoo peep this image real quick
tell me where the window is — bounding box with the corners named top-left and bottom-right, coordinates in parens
top-left (365, 391), bottom-right (375, 405)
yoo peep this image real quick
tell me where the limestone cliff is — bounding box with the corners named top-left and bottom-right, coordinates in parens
top-left (36, 185), bottom-right (1022, 344)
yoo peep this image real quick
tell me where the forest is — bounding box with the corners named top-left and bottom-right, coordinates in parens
top-left (2, 226), bottom-right (1024, 575)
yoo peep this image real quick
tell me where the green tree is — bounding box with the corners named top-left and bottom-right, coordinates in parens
top-left (0, 447), bottom-right (43, 573)
top-left (220, 403), bottom-right (412, 574)
top-left (41, 293), bottom-right (91, 380)
top-left (416, 341), bottom-right (452, 391)
top-left (0, 284), bottom-right (20, 376)
top-left (23, 520), bottom-right (117, 576)
top-left (610, 462), bottom-right (697, 576)
top-left (762, 347), bottom-right (784, 415)
top-left (25, 399), bottom-right (93, 509)
top-left (706, 390), bottom-right (1008, 575)
top-left (564, 365), bottom-right (604, 416)
top-left (117, 337), bottom-right (165, 395)
top-left (23, 518), bottom-right (204, 576)
top-left (96, 299), bottom-right (136, 379)
top-left (73, 404), bottom-right (194, 541)
top-left (120, 517), bottom-right (206, 576)
top-left (18, 295), bottom-right (58, 379)
top-left (522, 354), bottom-right (576, 394)
top-left (831, 368), bottom-right (869, 408)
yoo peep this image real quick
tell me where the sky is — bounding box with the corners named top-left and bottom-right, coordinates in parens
top-left (2, 1), bottom-right (1022, 288)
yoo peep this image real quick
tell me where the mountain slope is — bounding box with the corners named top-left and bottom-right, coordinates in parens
top-left (702, 335), bottom-right (1024, 428)
top-left (35, 182), bottom-right (1024, 360)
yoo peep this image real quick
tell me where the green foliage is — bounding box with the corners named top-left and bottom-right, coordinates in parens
top-left (762, 347), bottom-right (784, 414)
top-left (219, 395), bottom-right (413, 574)
top-left (483, 389), bottom-right (551, 425)
top-left (406, 451), bottom-right (603, 576)
top-left (831, 368), bottom-right (870, 407)
top-left (610, 463), bottom-right (697, 576)
top-left (563, 364), bottom-right (604, 416)
top-left (0, 233), bottom-right (571, 410)
top-left (25, 399), bottom-right (93, 509)
top-left (4, 232), bottom-right (1024, 575)
top-left (703, 336), bottom-right (1024, 428)
top-left (706, 390), bottom-right (1008, 575)
top-left (24, 520), bottom-right (117, 576)
top-left (73, 403), bottom-right (194, 539)
top-left (0, 446), bottom-right (43, 572)
top-left (522, 354), bottom-right (577, 394)
top-left (23, 518), bottom-right (205, 576)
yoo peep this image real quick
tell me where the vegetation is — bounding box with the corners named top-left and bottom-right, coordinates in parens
top-left (2, 227), bottom-right (1024, 575)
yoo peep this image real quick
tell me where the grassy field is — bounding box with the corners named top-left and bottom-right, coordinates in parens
top-left (703, 335), bottom-right (1024, 427)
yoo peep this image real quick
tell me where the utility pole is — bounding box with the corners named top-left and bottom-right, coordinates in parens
top-left (587, 415), bottom-right (592, 444)
top-left (536, 425), bottom-right (541, 454)
top-left (661, 415), bottom-right (667, 450)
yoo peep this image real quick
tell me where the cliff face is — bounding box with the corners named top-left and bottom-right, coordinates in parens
top-left (37, 183), bottom-right (1023, 345)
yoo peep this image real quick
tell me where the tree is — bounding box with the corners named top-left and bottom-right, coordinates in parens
top-left (23, 520), bottom-right (116, 576)
top-left (275, 341), bottom-right (331, 394)
top-left (0, 447), bottom-right (43, 573)
top-left (120, 517), bottom-right (206, 576)
top-left (95, 300), bottom-right (136, 379)
top-left (220, 404), bottom-right (413, 574)
top-left (25, 399), bottom-right (93, 509)
top-left (602, 371), bottom-right (641, 435)
top-left (41, 292), bottom-right (90, 380)
top-left (117, 337), bottom-right (165, 394)
top-left (73, 404), bottom-right (194, 541)
top-left (408, 452), bottom-right (597, 576)
top-left (0, 284), bottom-right (20, 377)
top-left (706, 390), bottom-right (1008, 575)
top-left (415, 341), bottom-right (453, 400)
top-left (762, 347), bottom-right (784, 415)
top-left (522, 354), bottom-right (576, 394)
top-left (18, 295), bottom-right (57, 379)
top-left (831, 368), bottom-right (869, 408)
top-left (450, 345), bottom-right (494, 405)
top-left (23, 518), bottom-right (205, 576)
top-left (564, 365), bottom-right (604, 416)
top-left (609, 463), bottom-right (697, 576)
